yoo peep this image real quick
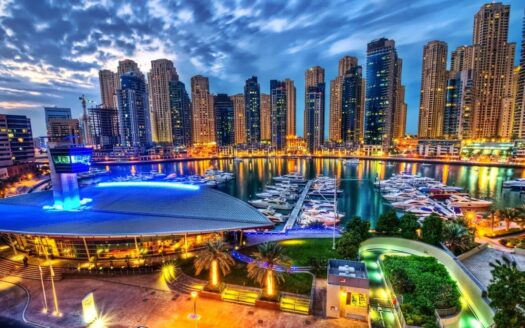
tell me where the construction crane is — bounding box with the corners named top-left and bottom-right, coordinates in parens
top-left (78, 94), bottom-right (96, 146)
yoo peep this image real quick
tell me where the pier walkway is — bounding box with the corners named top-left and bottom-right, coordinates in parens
top-left (282, 180), bottom-right (313, 232)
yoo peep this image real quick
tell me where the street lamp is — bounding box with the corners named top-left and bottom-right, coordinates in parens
top-left (188, 291), bottom-right (200, 320)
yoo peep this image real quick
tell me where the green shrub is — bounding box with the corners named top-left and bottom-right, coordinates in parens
top-left (382, 255), bottom-right (460, 327)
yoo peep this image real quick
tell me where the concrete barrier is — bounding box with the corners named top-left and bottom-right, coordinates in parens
top-left (359, 237), bottom-right (494, 328)
top-left (456, 243), bottom-right (489, 261)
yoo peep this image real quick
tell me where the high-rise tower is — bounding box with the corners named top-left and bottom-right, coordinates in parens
top-left (191, 75), bottom-right (215, 144)
top-left (513, 9), bottom-right (525, 139)
top-left (304, 66), bottom-right (325, 152)
top-left (148, 59), bottom-right (178, 143)
top-left (418, 41), bottom-right (448, 138)
top-left (244, 76), bottom-right (261, 145)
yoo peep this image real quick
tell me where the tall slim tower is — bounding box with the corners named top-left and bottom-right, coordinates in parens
top-left (471, 2), bottom-right (515, 138)
top-left (214, 94), bottom-right (235, 146)
top-left (244, 76), bottom-right (261, 145)
top-left (304, 66), bottom-right (325, 152)
top-left (148, 59), bottom-right (178, 144)
top-left (513, 9), bottom-right (525, 139)
top-left (284, 79), bottom-right (296, 136)
top-left (418, 41), bottom-right (448, 138)
top-left (260, 94), bottom-right (271, 141)
top-left (270, 80), bottom-right (287, 149)
top-left (99, 69), bottom-right (117, 109)
top-left (169, 80), bottom-right (192, 147)
top-left (330, 56), bottom-right (359, 143)
top-left (231, 94), bottom-right (246, 145)
top-left (364, 38), bottom-right (404, 147)
top-left (342, 65), bottom-right (364, 144)
top-left (191, 75), bottom-right (215, 144)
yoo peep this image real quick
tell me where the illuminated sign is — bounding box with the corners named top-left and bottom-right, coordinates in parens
top-left (49, 147), bottom-right (92, 173)
top-left (97, 181), bottom-right (200, 191)
top-left (82, 292), bottom-right (97, 324)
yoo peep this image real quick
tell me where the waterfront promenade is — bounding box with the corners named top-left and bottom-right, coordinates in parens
top-left (282, 180), bottom-right (313, 232)
top-left (92, 154), bottom-right (525, 169)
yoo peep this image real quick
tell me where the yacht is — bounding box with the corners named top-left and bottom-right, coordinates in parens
top-left (503, 178), bottom-right (525, 188)
top-left (391, 198), bottom-right (432, 210)
top-left (249, 197), bottom-right (293, 210)
top-left (446, 195), bottom-right (492, 208)
top-left (258, 207), bottom-right (286, 223)
top-left (344, 158), bottom-right (360, 165)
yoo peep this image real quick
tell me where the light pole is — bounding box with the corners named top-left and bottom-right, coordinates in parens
top-left (188, 291), bottom-right (200, 321)
top-left (38, 262), bottom-right (48, 313)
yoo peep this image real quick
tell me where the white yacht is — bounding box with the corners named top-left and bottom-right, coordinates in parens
top-left (446, 195), bottom-right (492, 208)
top-left (249, 197), bottom-right (292, 210)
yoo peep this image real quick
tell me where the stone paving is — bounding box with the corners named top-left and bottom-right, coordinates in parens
top-left (0, 272), bottom-right (368, 328)
top-left (461, 247), bottom-right (525, 287)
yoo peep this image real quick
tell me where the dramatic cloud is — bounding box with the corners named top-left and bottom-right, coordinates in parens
top-left (0, 0), bottom-right (523, 137)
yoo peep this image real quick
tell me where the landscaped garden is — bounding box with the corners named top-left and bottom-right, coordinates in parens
top-left (382, 255), bottom-right (461, 327)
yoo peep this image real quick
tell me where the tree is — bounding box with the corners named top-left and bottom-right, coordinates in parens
top-left (345, 216), bottom-right (370, 241)
top-left (375, 210), bottom-right (399, 235)
top-left (389, 267), bottom-right (414, 293)
top-left (498, 208), bottom-right (522, 231)
top-left (336, 232), bottom-right (361, 260)
top-left (421, 214), bottom-right (443, 245)
top-left (247, 242), bottom-right (291, 297)
top-left (488, 257), bottom-right (525, 328)
top-left (193, 239), bottom-right (235, 288)
top-left (399, 213), bottom-right (420, 239)
top-left (442, 221), bottom-right (473, 254)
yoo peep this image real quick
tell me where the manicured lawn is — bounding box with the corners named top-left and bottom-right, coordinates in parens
top-left (178, 258), bottom-right (312, 295)
top-left (242, 238), bottom-right (339, 266)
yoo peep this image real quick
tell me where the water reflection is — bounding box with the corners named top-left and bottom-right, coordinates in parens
top-left (95, 158), bottom-right (525, 227)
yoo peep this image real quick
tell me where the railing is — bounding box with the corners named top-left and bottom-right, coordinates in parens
top-left (377, 258), bottom-right (407, 328)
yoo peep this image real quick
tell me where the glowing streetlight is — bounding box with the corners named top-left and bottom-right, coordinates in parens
top-left (188, 291), bottom-right (201, 320)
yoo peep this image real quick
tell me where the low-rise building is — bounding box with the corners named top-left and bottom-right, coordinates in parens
top-left (326, 259), bottom-right (369, 322)
top-left (417, 139), bottom-right (461, 158)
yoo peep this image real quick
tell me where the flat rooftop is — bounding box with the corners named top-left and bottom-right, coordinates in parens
top-left (0, 182), bottom-right (273, 237)
top-left (328, 259), bottom-right (368, 284)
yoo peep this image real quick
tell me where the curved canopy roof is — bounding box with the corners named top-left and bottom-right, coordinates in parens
top-left (0, 182), bottom-right (273, 237)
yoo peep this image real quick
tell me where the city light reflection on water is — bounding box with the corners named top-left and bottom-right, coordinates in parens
top-left (95, 158), bottom-right (525, 227)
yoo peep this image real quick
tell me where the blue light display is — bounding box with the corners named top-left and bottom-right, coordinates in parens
top-left (97, 181), bottom-right (200, 191)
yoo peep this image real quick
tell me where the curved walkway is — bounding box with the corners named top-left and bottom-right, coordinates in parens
top-left (359, 237), bottom-right (494, 328)
top-left (0, 278), bottom-right (48, 328)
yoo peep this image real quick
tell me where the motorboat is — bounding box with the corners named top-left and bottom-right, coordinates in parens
top-left (391, 198), bottom-right (432, 210)
top-left (249, 197), bottom-right (293, 210)
top-left (383, 191), bottom-right (427, 202)
top-left (344, 158), bottom-right (360, 165)
top-left (503, 178), bottom-right (525, 188)
top-left (258, 207), bottom-right (286, 223)
top-left (446, 195), bottom-right (492, 208)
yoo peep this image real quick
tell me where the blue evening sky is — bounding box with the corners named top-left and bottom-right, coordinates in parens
top-left (0, 0), bottom-right (523, 138)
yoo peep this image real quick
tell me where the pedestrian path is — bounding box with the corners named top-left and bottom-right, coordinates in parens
top-left (282, 180), bottom-right (313, 232)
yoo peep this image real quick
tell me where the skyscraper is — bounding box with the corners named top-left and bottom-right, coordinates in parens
top-left (4, 115), bottom-right (34, 163)
top-left (342, 65), bottom-right (364, 144)
top-left (450, 45), bottom-right (480, 72)
top-left (99, 69), bottom-right (117, 109)
top-left (329, 56), bottom-right (360, 143)
top-left (214, 94), bottom-right (235, 146)
top-left (244, 76), bottom-right (261, 145)
top-left (116, 71), bottom-right (151, 148)
top-left (117, 59), bottom-right (141, 76)
top-left (44, 107), bottom-right (71, 127)
top-left (304, 66), bottom-right (325, 152)
top-left (418, 41), bottom-right (448, 138)
top-left (270, 80), bottom-right (287, 150)
top-left (191, 75), bottom-right (215, 144)
top-left (88, 106), bottom-right (119, 149)
top-left (471, 2), bottom-right (515, 138)
top-left (443, 70), bottom-right (476, 139)
top-left (364, 38), bottom-right (404, 147)
top-left (232, 94), bottom-right (246, 145)
top-left (260, 94), bottom-right (271, 142)
top-left (148, 59), bottom-right (178, 144)
top-left (513, 9), bottom-right (525, 139)
top-left (284, 79), bottom-right (296, 136)
top-left (169, 80), bottom-right (192, 147)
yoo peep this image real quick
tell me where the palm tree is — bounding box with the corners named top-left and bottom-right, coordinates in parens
top-left (443, 222), bottom-right (472, 254)
top-left (247, 242), bottom-right (291, 297)
top-left (193, 239), bottom-right (235, 288)
top-left (498, 208), bottom-right (522, 231)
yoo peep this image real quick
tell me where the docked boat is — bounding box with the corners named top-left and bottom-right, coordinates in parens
top-left (258, 207), bottom-right (286, 223)
top-left (249, 197), bottom-right (293, 210)
top-left (446, 195), bottom-right (492, 208)
top-left (391, 198), bottom-right (432, 210)
top-left (503, 178), bottom-right (525, 188)
top-left (344, 158), bottom-right (360, 165)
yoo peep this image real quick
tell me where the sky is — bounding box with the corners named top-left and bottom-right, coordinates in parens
top-left (0, 0), bottom-right (524, 138)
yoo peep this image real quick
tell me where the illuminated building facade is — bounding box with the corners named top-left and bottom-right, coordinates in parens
top-left (191, 75), bottom-right (215, 144)
top-left (418, 41), bottom-right (448, 138)
top-left (304, 66), bottom-right (325, 152)
top-left (232, 94), bottom-right (246, 145)
top-left (260, 93), bottom-right (271, 142)
top-left (342, 65), bottom-right (364, 145)
top-left (513, 11), bottom-right (525, 139)
top-left (169, 80), bottom-right (192, 147)
top-left (116, 71), bottom-right (151, 148)
top-left (364, 38), bottom-right (404, 148)
top-left (270, 80), bottom-right (287, 150)
top-left (88, 106), bottom-right (119, 149)
top-left (214, 93), bottom-right (235, 146)
top-left (244, 76), bottom-right (261, 145)
top-left (284, 79), bottom-right (296, 136)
